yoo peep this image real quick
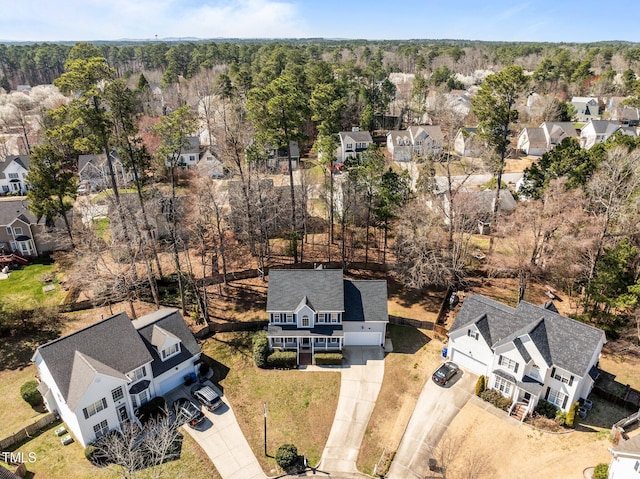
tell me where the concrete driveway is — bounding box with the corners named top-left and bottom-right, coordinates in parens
top-left (318, 346), bottom-right (385, 474)
top-left (387, 368), bottom-right (476, 479)
top-left (165, 381), bottom-right (265, 479)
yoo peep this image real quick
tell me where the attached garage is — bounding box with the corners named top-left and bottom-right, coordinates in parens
top-left (343, 331), bottom-right (383, 346)
top-left (450, 349), bottom-right (487, 376)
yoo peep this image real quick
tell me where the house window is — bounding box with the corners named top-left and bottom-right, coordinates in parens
top-left (285, 338), bottom-right (296, 345)
top-left (330, 313), bottom-right (339, 323)
top-left (8, 173), bottom-right (19, 179)
top-left (130, 366), bottom-right (146, 382)
top-left (189, 155), bottom-right (196, 162)
top-left (13, 227), bottom-right (22, 236)
top-left (83, 398), bottom-right (108, 419)
top-left (552, 368), bottom-right (574, 385)
top-left (329, 338), bottom-right (339, 344)
top-left (498, 355), bottom-right (519, 373)
top-left (346, 143), bottom-right (353, 150)
top-left (161, 343), bottom-right (180, 359)
top-left (317, 313), bottom-right (326, 323)
top-left (111, 387), bottom-right (124, 403)
top-left (130, 390), bottom-right (149, 408)
top-left (494, 376), bottom-right (512, 395)
top-left (301, 315), bottom-right (310, 327)
top-left (286, 313), bottom-right (294, 323)
top-left (93, 419), bottom-right (109, 438)
top-left (1, 185), bottom-right (8, 192)
top-left (634, 460), bottom-right (639, 472)
top-left (467, 329), bottom-right (479, 340)
top-left (6, 227), bottom-right (11, 235)
top-left (547, 388), bottom-right (567, 409)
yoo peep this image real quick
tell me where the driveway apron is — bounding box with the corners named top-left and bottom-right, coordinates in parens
top-left (170, 382), bottom-right (266, 479)
top-left (319, 346), bottom-right (385, 474)
top-left (387, 371), bottom-right (475, 479)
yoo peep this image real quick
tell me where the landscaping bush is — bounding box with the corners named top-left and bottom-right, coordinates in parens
top-left (555, 410), bottom-right (567, 426)
top-left (135, 396), bottom-right (167, 424)
top-left (475, 375), bottom-right (486, 396)
top-left (20, 380), bottom-right (42, 407)
top-left (267, 350), bottom-right (297, 369)
top-left (566, 401), bottom-right (579, 428)
top-left (314, 352), bottom-right (343, 366)
top-left (253, 331), bottom-right (269, 368)
top-left (479, 389), bottom-right (512, 411)
top-left (275, 444), bottom-right (299, 469)
top-left (594, 463), bottom-right (608, 479)
top-left (535, 399), bottom-right (558, 419)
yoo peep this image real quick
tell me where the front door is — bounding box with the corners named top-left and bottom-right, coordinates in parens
top-left (523, 392), bottom-right (531, 404)
top-left (301, 337), bottom-right (310, 348)
top-left (117, 405), bottom-right (128, 423)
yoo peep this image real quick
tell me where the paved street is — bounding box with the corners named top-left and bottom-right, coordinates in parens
top-left (386, 369), bottom-right (476, 479)
top-left (318, 347), bottom-right (385, 474)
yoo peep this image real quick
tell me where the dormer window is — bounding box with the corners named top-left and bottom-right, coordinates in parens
top-left (467, 329), bottom-right (479, 340)
top-left (301, 315), bottom-right (310, 327)
top-left (162, 343), bottom-right (180, 359)
top-left (130, 366), bottom-right (146, 382)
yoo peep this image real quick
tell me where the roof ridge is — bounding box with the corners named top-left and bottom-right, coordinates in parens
top-left (37, 312), bottom-right (130, 350)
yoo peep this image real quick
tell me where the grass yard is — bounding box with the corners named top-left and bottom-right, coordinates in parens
top-left (15, 422), bottom-right (219, 479)
top-left (0, 260), bottom-right (65, 307)
top-left (441, 401), bottom-right (612, 479)
top-left (0, 365), bottom-right (48, 439)
top-left (357, 325), bottom-right (445, 475)
top-left (201, 332), bottom-right (340, 474)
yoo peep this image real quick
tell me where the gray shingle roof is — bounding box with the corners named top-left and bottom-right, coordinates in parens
top-left (0, 155), bottom-right (29, 178)
top-left (339, 131), bottom-right (373, 143)
top-left (133, 308), bottom-right (200, 378)
top-left (343, 279), bottom-right (388, 323)
top-left (450, 295), bottom-right (605, 377)
top-left (35, 312), bottom-right (152, 405)
top-left (267, 269), bottom-right (345, 312)
top-left (267, 324), bottom-right (344, 337)
top-left (521, 127), bottom-right (547, 148)
top-left (0, 198), bottom-right (39, 226)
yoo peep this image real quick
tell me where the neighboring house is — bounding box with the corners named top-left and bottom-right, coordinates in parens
top-left (78, 152), bottom-right (132, 192)
top-left (171, 137), bottom-right (201, 169)
top-left (337, 130), bottom-right (373, 163)
top-left (608, 433), bottom-right (640, 479)
top-left (517, 128), bottom-right (547, 156)
top-left (386, 130), bottom-right (413, 162)
top-left (453, 127), bottom-right (484, 157)
top-left (580, 120), bottom-right (637, 150)
top-left (0, 155), bottom-right (30, 195)
top-left (266, 268), bottom-right (388, 364)
top-left (571, 96), bottom-right (600, 122)
top-left (0, 198), bottom-right (65, 256)
top-left (32, 308), bottom-right (201, 447)
top-left (447, 296), bottom-right (606, 418)
top-left (618, 106), bottom-right (640, 127)
top-left (539, 122), bottom-right (578, 150)
top-left (198, 146), bottom-right (225, 178)
top-left (266, 141), bottom-right (300, 172)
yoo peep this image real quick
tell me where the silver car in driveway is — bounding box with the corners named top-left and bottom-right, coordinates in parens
top-left (191, 384), bottom-right (223, 411)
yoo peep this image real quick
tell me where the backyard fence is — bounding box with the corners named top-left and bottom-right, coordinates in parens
top-left (0, 413), bottom-right (57, 450)
top-left (194, 320), bottom-right (269, 339)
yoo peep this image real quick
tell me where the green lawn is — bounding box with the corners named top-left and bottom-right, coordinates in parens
top-left (15, 422), bottom-right (220, 479)
top-left (201, 332), bottom-right (340, 473)
top-left (0, 365), bottom-right (48, 439)
top-left (0, 260), bottom-right (65, 307)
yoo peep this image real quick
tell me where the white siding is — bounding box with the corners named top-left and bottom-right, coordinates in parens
top-left (343, 321), bottom-right (386, 346)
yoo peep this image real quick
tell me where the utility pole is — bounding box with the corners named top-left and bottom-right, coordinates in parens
top-left (263, 402), bottom-right (267, 456)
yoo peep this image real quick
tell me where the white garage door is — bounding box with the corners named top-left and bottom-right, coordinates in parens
top-left (343, 332), bottom-right (382, 346)
top-left (157, 374), bottom-right (186, 396)
top-left (450, 349), bottom-right (487, 376)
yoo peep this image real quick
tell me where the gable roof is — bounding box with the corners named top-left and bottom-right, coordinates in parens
top-left (132, 308), bottom-right (200, 378)
top-left (408, 125), bottom-right (444, 142)
top-left (610, 432), bottom-right (640, 456)
top-left (0, 155), bottom-right (30, 178)
top-left (343, 279), bottom-right (388, 323)
top-left (450, 295), bottom-right (605, 376)
top-left (540, 122), bottom-right (578, 142)
top-left (35, 312), bottom-right (152, 406)
top-left (0, 198), bottom-right (39, 226)
top-left (520, 128), bottom-right (547, 148)
top-left (267, 269), bottom-right (345, 312)
top-left (339, 131), bottom-right (373, 144)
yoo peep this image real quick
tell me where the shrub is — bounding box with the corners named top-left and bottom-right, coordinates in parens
top-left (275, 444), bottom-right (298, 469)
top-left (135, 396), bottom-right (166, 424)
top-left (535, 399), bottom-right (558, 419)
top-left (555, 410), bottom-right (567, 426)
top-left (253, 332), bottom-right (269, 368)
top-left (566, 401), bottom-right (579, 428)
top-left (267, 351), bottom-right (297, 369)
top-left (475, 375), bottom-right (486, 397)
top-left (84, 445), bottom-right (100, 464)
top-left (594, 463), bottom-right (608, 479)
top-left (479, 389), bottom-right (512, 411)
top-left (20, 380), bottom-right (43, 407)
top-left (314, 352), bottom-right (343, 366)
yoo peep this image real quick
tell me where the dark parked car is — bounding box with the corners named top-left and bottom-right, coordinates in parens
top-left (432, 362), bottom-right (459, 385)
top-left (172, 398), bottom-right (206, 428)
top-left (191, 384), bottom-right (223, 411)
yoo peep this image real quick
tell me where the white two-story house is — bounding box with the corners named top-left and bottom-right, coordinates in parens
top-left (32, 308), bottom-right (201, 447)
top-left (447, 296), bottom-right (605, 418)
top-left (387, 125), bottom-right (444, 161)
top-left (337, 130), bottom-right (374, 163)
top-left (0, 155), bottom-right (30, 195)
top-left (266, 269), bottom-right (388, 364)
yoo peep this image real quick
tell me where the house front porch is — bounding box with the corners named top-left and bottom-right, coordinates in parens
top-left (491, 369), bottom-right (544, 422)
top-left (267, 324), bottom-right (343, 364)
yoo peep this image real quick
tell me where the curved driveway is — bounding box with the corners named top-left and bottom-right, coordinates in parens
top-left (318, 347), bottom-right (385, 474)
top-left (387, 370), bottom-right (476, 479)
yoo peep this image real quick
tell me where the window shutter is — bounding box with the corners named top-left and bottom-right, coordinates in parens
top-left (102, 398), bottom-right (107, 409)
top-left (562, 395), bottom-right (568, 409)
top-left (569, 376), bottom-right (574, 386)
top-left (142, 366), bottom-right (146, 376)
top-left (83, 408), bottom-right (89, 420)
top-left (551, 367), bottom-right (556, 379)
top-left (514, 362), bottom-right (519, 373)
top-left (544, 388), bottom-right (550, 400)
top-left (498, 355), bottom-right (503, 366)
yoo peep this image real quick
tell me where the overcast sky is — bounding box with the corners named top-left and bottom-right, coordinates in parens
top-left (1, 0), bottom-right (638, 43)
